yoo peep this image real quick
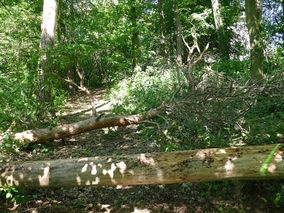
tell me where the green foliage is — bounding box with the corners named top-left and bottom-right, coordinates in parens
top-left (107, 67), bottom-right (179, 115)
top-left (274, 184), bottom-right (284, 208)
top-left (0, 185), bottom-right (28, 204)
top-left (243, 90), bottom-right (284, 145)
top-left (0, 1), bottom-right (40, 130)
top-left (108, 65), bottom-right (284, 152)
top-left (0, 1), bottom-right (67, 131)
top-left (0, 135), bottom-right (29, 154)
top-left (264, 47), bottom-right (284, 74)
top-left (212, 59), bottom-right (250, 78)
top-left (0, 0), bottom-right (283, 211)
top-left (31, 144), bottom-right (50, 154)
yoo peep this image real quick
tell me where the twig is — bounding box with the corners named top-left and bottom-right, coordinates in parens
top-left (191, 43), bottom-right (210, 67)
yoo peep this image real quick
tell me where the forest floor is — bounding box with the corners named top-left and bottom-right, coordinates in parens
top-left (1, 88), bottom-right (283, 213)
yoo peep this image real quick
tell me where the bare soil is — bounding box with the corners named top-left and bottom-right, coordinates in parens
top-left (1, 88), bottom-right (283, 213)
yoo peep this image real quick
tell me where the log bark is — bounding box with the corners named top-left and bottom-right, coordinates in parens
top-left (7, 106), bottom-right (164, 143)
top-left (1, 144), bottom-right (284, 189)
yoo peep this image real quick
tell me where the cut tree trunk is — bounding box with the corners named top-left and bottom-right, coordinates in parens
top-left (1, 144), bottom-right (283, 188)
top-left (7, 106), bottom-right (164, 143)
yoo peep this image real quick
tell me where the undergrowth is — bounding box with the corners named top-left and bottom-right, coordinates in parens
top-left (108, 65), bottom-right (284, 151)
top-left (106, 66), bottom-right (180, 115)
top-left (106, 65), bottom-right (284, 209)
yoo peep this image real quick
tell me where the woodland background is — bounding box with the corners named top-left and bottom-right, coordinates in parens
top-left (0, 0), bottom-right (284, 212)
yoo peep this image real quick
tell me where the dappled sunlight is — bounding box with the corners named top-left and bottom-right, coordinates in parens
top-left (138, 154), bottom-right (164, 181)
top-left (102, 126), bottom-right (118, 134)
top-left (132, 207), bottom-right (151, 213)
top-left (38, 164), bottom-right (50, 186)
top-left (116, 185), bottom-right (132, 189)
top-left (75, 158), bottom-right (133, 186)
top-left (14, 130), bottom-right (35, 142)
top-left (42, 0), bottom-right (57, 39)
top-left (6, 174), bottom-right (15, 186)
top-left (81, 164), bottom-right (89, 173)
top-left (138, 154), bottom-right (156, 166)
top-left (1, 145), bottom-right (284, 193)
top-left (116, 161), bottom-right (127, 175)
top-left (224, 158), bottom-right (236, 176)
top-left (67, 153), bottom-right (165, 187)
top-left (268, 163), bottom-right (276, 173)
top-left (102, 163), bottom-right (116, 179)
top-left (274, 151), bottom-right (283, 163)
top-left (76, 175), bottom-right (82, 185)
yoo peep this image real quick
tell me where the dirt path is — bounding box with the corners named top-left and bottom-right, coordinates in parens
top-left (0, 88), bottom-right (276, 212)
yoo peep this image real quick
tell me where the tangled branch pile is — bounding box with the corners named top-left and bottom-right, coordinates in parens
top-left (153, 72), bottom-right (284, 149)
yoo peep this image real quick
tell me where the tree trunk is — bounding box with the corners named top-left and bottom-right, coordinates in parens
top-left (173, 0), bottom-right (182, 86)
top-left (1, 144), bottom-right (283, 189)
top-left (38, 0), bottom-right (59, 106)
top-left (211, 0), bottom-right (229, 59)
top-left (130, 0), bottom-right (139, 69)
top-left (8, 106), bottom-right (164, 143)
top-left (245, 0), bottom-right (264, 79)
top-left (282, 0), bottom-right (284, 21)
top-left (158, 0), bottom-right (167, 61)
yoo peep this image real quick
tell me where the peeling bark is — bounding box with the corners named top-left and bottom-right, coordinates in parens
top-left (1, 144), bottom-right (283, 188)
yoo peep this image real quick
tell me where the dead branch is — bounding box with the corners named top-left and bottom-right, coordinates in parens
top-left (182, 26), bottom-right (209, 92)
top-left (52, 71), bottom-right (96, 116)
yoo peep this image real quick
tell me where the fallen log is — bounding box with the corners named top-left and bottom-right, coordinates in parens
top-left (4, 106), bottom-right (164, 143)
top-left (1, 144), bottom-right (283, 189)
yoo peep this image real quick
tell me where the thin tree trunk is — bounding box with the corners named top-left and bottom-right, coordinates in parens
top-left (130, 0), bottom-right (139, 69)
top-left (245, 0), bottom-right (264, 79)
top-left (173, 0), bottom-right (182, 86)
top-left (38, 0), bottom-right (59, 106)
top-left (211, 0), bottom-right (229, 59)
top-left (1, 144), bottom-right (284, 188)
top-left (158, 0), bottom-right (167, 61)
top-left (281, 0), bottom-right (284, 37)
top-left (282, 0), bottom-right (284, 20)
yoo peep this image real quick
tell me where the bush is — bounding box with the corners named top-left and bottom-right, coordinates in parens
top-left (107, 66), bottom-right (180, 115)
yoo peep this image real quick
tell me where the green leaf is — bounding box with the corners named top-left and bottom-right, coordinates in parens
top-left (6, 192), bottom-right (13, 199)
